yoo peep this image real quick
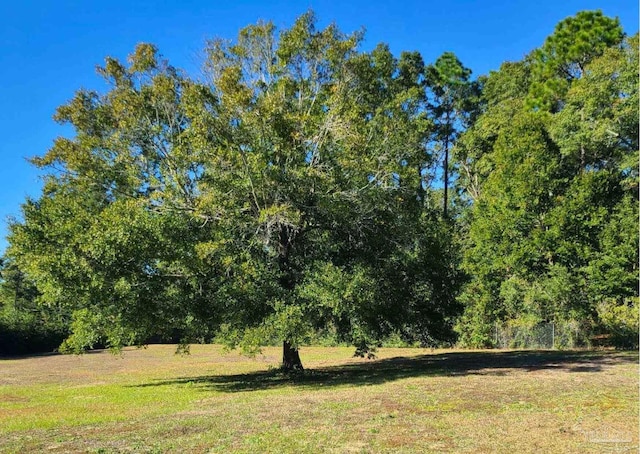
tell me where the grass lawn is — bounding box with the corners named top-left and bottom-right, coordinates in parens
top-left (0, 345), bottom-right (637, 453)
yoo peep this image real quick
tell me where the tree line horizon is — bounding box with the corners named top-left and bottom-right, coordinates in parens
top-left (1, 10), bottom-right (637, 368)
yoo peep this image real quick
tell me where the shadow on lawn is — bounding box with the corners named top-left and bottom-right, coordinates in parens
top-left (137, 350), bottom-right (637, 393)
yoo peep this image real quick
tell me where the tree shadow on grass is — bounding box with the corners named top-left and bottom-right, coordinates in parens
top-left (135, 349), bottom-right (637, 393)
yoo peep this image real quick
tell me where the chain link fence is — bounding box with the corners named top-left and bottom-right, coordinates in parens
top-left (494, 321), bottom-right (588, 349)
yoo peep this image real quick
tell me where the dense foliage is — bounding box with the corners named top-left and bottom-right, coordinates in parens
top-left (3, 10), bottom-right (637, 361)
top-left (455, 12), bottom-right (638, 347)
top-left (0, 258), bottom-right (68, 355)
top-left (6, 13), bottom-right (462, 366)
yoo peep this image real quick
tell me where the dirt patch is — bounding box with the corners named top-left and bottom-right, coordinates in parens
top-left (0, 394), bottom-right (29, 403)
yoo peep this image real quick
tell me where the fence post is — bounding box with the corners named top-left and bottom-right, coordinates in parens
top-left (551, 322), bottom-right (555, 350)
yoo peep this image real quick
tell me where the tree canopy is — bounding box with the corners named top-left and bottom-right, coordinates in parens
top-left (455, 15), bottom-right (638, 347)
top-left (4, 10), bottom-right (638, 362)
top-left (7, 12), bottom-right (463, 367)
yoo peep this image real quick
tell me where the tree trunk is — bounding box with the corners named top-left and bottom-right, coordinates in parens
top-left (277, 227), bottom-right (303, 371)
top-left (417, 165), bottom-right (425, 204)
top-left (579, 110), bottom-right (586, 171)
top-left (282, 340), bottom-right (304, 371)
top-left (443, 135), bottom-right (449, 218)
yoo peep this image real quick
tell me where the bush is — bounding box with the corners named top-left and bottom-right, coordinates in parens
top-left (0, 306), bottom-right (68, 356)
top-left (596, 299), bottom-right (639, 349)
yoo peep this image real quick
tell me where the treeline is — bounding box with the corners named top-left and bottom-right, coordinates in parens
top-left (455, 12), bottom-right (638, 348)
top-left (1, 11), bottom-right (637, 359)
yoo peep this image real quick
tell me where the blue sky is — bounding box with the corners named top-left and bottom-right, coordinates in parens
top-left (0, 0), bottom-right (637, 253)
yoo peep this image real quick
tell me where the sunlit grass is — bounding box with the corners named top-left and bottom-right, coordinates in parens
top-left (0, 345), bottom-right (637, 453)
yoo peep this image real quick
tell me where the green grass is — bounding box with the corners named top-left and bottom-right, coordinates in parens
top-left (0, 345), bottom-right (637, 453)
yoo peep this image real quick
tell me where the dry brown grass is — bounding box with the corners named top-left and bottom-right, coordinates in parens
top-left (0, 345), bottom-right (637, 453)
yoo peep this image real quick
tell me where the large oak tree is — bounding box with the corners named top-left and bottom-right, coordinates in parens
top-left (9, 13), bottom-right (459, 368)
